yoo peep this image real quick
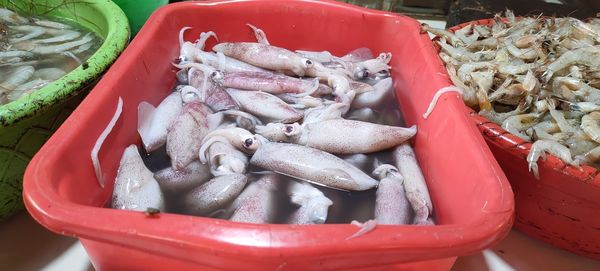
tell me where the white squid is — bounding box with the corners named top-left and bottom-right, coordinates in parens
top-left (154, 160), bottom-right (212, 195)
top-left (255, 119), bottom-right (416, 154)
top-left (137, 92), bottom-right (183, 152)
top-left (166, 101), bottom-right (213, 170)
top-left (250, 140), bottom-right (379, 191)
top-left (287, 181), bottom-right (333, 224)
top-left (229, 173), bottom-right (278, 223)
top-left (112, 145), bottom-right (165, 212)
top-left (182, 173), bottom-right (248, 216)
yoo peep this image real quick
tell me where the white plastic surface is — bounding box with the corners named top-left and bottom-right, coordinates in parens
top-left (1, 212), bottom-right (600, 271)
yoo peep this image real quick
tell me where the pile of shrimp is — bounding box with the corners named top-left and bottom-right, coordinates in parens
top-left (424, 10), bottom-right (600, 178)
top-left (0, 8), bottom-right (100, 104)
top-left (106, 24), bottom-right (434, 230)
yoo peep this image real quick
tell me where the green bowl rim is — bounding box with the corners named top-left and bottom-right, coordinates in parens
top-left (0, 0), bottom-right (130, 128)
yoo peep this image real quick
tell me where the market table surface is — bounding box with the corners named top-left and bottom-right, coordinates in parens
top-left (1, 212), bottom-right (600, 271)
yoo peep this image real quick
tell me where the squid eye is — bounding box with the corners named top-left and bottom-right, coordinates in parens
top-left (356, 69), bottom-right (369, 79)
top-left (375, 70), bottom-right (390, 79)
top-left (174, 57), bottom-right (183, 64)
top-left (212, 70), bottom-right (224, 79)
top-left (304, 59), bottom-right (313, 67)
top-left (285, 125), bottom-right (294, 133)
top-left (242, 136), bottom-right (260, 152)
top-left (244, 138), bottom-right (254, 148)
top-left (210, 71), bottom-right (224, 84)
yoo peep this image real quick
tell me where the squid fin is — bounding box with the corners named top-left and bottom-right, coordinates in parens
top-left (316, 168), bottom-right (359, 190)
top-left (137, 101), bottom-right (157, 151)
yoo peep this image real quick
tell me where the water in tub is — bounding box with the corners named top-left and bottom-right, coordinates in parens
top-left (108, 25), bottom-right (434, 227)
top-left (0, 7), bottom-right (101, 105)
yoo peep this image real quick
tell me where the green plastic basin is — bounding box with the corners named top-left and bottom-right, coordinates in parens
top-left (113, 0), bottom-right (168, 35)
top-left (0, 0), bottom-right (129, 220)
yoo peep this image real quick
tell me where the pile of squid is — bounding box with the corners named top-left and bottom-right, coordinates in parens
top-left (0, 8), bottom-right (100, 104)
top-left (109, 24), bottom-right (434, 228)
top-left (424, 11), bottom-right (600, 178)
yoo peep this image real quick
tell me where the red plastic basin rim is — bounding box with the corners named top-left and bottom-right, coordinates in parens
top-left (23, 0), bottom-right (515, 266)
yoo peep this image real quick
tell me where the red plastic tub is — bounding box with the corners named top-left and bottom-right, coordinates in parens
top-left (23, 1), bottom-right (514, 270)
top-left (445, 19), bottom-right (600, 259)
